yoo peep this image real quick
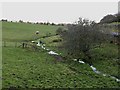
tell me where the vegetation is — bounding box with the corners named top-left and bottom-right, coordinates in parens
top-left (100, 14), bottom-right (117, 23)
top-left (60, 18), bottom-right (112, 63)
top-left (2, 16), bottom-right (120, 89)
top-left (2, 47), bottom-right (119, 88)
top-left (2, 21), bottom-right (60, 42)
top-left (56, 27), bottom-right (65, 35)
top-left (100, 13), bottom-right (120, 23)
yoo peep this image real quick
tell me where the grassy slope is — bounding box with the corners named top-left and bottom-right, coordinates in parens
top-left (2, 47), bottom-right (118, 88)
top-left (90, 44), bottom-right (119, 77)
top-left (2, 21), bottom-right (59, 41)
top-left (42, 36), bottom-right (119, 77)
top-left (2, 21), bottom-right (119, 88)
top-left (40, 35), bottom-right (62, 47)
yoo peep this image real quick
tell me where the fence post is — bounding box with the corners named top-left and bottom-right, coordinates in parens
top-left (22, 42), bottom-right (25, 48)
top-left (3, 41), bottom-right (6, 47)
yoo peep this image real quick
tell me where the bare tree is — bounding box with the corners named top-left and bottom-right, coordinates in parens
top-left (61, 18), bottom-right (109, 63)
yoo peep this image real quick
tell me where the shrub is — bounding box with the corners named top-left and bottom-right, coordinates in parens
top-left (52, 39), bottom-right (62, 42)
top-left (61, 17), bottom-right (110, 63)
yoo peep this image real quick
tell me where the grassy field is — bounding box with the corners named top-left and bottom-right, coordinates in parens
top-left (2, 47), bottom-right (119, 88)
top-left (90, 44), bottom-right (119, 77)
top-left (40, 35), bottom-right (62, 47)
top-left (2, 21), bottom-right (60, 41)
top-left (2, 21), bottom-right (119, 88)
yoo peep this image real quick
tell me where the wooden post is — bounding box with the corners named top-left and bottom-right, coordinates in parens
top-left (22, 42), bottom-right (25, 48)
top-left (25, 43), bottom-right (27, 48)
top-left (4, 41), bottom-right (6, 47)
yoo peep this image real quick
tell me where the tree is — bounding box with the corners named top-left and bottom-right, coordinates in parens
top-left (115, 13), bottom-right (120, 22)
top-left (100, 14), bottom-right (117, 23)
top-left (1, 19), bottom-right (7, 22)
top-left (19, 20), bottom-right (23, 23)
top-left (56, 27), bottom-right (67, 36)
top-left (51, 23), bottom-right (56, 25)
top-left (61, 18), bottom-right (109, 63)
top-left (46, 22), bottom-right (50, 25)
top-left (56, 27), bottom-right (64, 35)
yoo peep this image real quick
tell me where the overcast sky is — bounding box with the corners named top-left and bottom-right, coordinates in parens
top-left (2, 2), bottom-right (118, 23)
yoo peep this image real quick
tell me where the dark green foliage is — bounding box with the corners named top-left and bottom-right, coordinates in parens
top-left (52, 39), bottom-right (62, 42)
top-left (56, 27), bottom-right (64, 35)
top-left (51, 23), bottom-right (56, 25)
top-left (46, 33), bottom-right (51, 37)
top-left (100, 14), bottom-right (117, 23)
top-left (19, 20), bottom-right (24, 23)
top-left (61, 18), bottom-right (110, 62)
top-left (100, 13), bottom-right (120, 23)
top-left (1, 19), bottom-right (7, 22)
top-left (115, 13), bottom-right (120, 22)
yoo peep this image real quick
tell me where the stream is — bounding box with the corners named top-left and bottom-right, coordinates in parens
top-left (36, 41), bottom-right (120, 82)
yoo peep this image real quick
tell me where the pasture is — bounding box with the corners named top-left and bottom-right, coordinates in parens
top-left (2, 47), bottom-right (119, 88)
top-left (2, 21), bottom-right (60, 41)
top-left (2, 21), bottom-right (119, 88)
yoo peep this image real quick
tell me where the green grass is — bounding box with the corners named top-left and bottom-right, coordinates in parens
top-left (2, 21), bottom-right (60, 42)
top-left (45, 40), bottom-right (119, 82)
top-left (90, 44), bottom-right (119, 77)
top-left (2, 21), bottom-right (120, 88)
top-left (91, 44), bottom-right (118, 59)
top-left (39, 35), bottom-right (119, 78)
top-left (40, 35), bottom-right (62, 47)
top-left (2, 47), bottom-right (119, 88)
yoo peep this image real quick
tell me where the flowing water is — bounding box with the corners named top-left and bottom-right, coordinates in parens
top-left (35, 41), bottom-right (120, 82)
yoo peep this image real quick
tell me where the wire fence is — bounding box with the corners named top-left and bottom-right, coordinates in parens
top-left (2, 41), bottom-right (43, 52)
top-left (2, 41), bottom-right (22, 47)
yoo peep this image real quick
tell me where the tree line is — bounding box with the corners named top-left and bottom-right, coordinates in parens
top-left (100, 13), bottom-right (120, 24)
top-left (0, 19), bottom-right (65, 26)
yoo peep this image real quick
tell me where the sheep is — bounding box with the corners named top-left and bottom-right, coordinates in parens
top-left (35, 31), bottom-right (39, 34)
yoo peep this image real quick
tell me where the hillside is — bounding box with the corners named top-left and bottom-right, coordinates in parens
top-left (2, 21), bottom-right (60, 41)
top-left (2, 21), bottom-right (119, 88)
top-left (2, 47), bottom-right (119, 88)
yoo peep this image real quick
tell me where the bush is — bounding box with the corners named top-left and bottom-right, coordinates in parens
top-left (61, 17), bottom-right (110, 62)
top-left (52, 39), bottom-right (62, 42)
top-left (56, 27), bottom-right (64, 35)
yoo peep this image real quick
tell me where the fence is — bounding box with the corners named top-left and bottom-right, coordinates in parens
top-left (2, 41), bottom-right (42, 51)
top-left (2, 41), bottom-right (22, 47)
